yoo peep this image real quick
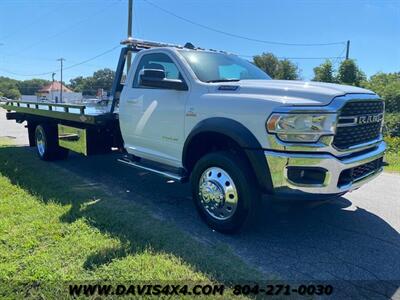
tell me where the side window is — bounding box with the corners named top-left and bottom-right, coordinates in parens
top-left (133, 53), bottom-right (183, 88)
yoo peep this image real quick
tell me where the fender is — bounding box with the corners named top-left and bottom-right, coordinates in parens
top-left (183, 117), bottom-right (274, 193)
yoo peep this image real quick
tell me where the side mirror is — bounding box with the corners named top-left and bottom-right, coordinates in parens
top-left (140, 69), bottom-right (188, 91)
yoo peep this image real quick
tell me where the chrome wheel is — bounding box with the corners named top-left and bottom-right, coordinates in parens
top-left (198, 167), bottom-right (238, 220)
top-left (36, 128), bottom-right (46, 157)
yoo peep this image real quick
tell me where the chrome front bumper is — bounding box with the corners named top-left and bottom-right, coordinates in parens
top-left (265, 141), bottom-right (386, 196)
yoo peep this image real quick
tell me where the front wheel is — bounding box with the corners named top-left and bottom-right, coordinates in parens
top-left (191, 151), bottom-right (260, 233)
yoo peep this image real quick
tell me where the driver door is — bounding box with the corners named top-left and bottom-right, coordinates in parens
top-left (120, 52), bottom-right (189, 167)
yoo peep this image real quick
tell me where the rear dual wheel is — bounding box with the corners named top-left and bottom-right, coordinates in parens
top-left (35, 124), bottom-right (69, 161)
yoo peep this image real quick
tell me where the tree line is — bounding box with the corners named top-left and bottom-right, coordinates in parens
top-left (253, 52), bottom-right (367, 86)
top-left (0, 68), bottom-right (116, 100)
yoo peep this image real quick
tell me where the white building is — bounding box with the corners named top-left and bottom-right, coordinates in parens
top-left (37, 81), bottom-right (82, 103)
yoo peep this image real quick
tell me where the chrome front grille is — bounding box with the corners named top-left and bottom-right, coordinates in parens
top-left (340, 100), bottom-right (384, 116)
top-left (333, 100), bottom-right (384, 150)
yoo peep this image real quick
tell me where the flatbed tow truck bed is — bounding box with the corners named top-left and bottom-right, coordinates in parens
top-left (0, 99), bottom-right (118, 125)
top-left (0, 98), bottom-right (123, 156)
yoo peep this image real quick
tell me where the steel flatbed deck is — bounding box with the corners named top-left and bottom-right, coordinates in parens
top-left (0, 99), bottom-right (118, 125)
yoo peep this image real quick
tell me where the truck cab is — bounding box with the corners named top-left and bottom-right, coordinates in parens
top-left (118, 40), bottom-right (385, 232)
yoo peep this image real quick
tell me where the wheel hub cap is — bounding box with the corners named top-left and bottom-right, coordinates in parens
top-left (200, 181), bottom-right (224, 206)
top-left (198, 167), bottom-right (238, 220)
top-left (36, 130), bottom-right (45, 156)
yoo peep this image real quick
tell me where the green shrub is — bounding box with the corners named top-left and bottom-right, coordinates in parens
top-left (384, 136), bottom-right (400, 153)
top-left (383, 113), bottom-right (400, 138)
top-left (362, 72), bottom-right (400, 113)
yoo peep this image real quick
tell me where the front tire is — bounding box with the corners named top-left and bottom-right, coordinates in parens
top-left (35, 124), bottom-right (69, 161)
top-left (191, 151), bottom-right (260, 233)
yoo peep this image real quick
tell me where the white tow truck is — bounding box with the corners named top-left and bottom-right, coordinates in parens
top-left (0, 39), bottom-right (386, 233)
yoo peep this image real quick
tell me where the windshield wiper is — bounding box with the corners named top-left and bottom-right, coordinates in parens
top-left (206, 79), bottom-right (240, 83)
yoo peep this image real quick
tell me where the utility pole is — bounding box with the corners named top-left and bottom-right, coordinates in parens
top-left (345, 40), bottom-right (350, 60)
top-left (57, 58), bottom-right (65, 103)
top-left (51, 72), bottom-right (56, 102)
top-left (126, 0), bottom-right (133, 72)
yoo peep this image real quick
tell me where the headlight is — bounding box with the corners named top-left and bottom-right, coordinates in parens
top-left (266, 113), bottom-right (337, 142)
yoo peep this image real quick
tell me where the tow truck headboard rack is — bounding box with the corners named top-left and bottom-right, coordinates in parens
top-left (120, 38), bottom-right (228, 53)
top-left (110, 38), bottom-right (231, 114)
top-left (121, 38), bottom-right (185, 51)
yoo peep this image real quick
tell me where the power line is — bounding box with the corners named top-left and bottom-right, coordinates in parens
top-left (0, 68), bottom-right (57, 77)
top-left (0, 51), bottom-right (113, 69)
top-left (142, 0), bottom-right (346, 47)
top-left (63, 45), bottom-right (120, 71)
top-left (0, 45), bottom-right (120, 77)
top-left (0, 44), bottom-right (346, 77)
top-left (332, 47), bottom-right (347, 67)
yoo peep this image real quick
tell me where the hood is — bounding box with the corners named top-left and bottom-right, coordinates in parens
top-left (214, 80), bottom-right (376, 106)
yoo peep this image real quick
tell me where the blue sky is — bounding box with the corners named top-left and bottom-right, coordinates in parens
top-left (0, 0), bottom-right (399, 82)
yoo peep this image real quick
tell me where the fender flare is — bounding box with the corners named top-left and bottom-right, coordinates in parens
top-left (183, 117), bottom-right (274, 193)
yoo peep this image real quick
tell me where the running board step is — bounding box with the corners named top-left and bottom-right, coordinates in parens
top-left (118, 157), bottom-right (187, 183)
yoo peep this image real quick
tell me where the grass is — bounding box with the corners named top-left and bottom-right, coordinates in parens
top-left (0, 142), bottom-right (263, 299)
top-left (385, 152), bottom-right (400, 173)
top-left (383, 136), bottom-right (400, 173)
top-left (0, 137), bottom-right (14, 146)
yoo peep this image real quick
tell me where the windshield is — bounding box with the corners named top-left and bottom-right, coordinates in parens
top-left (178, 50), bottom-right (271, 82)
